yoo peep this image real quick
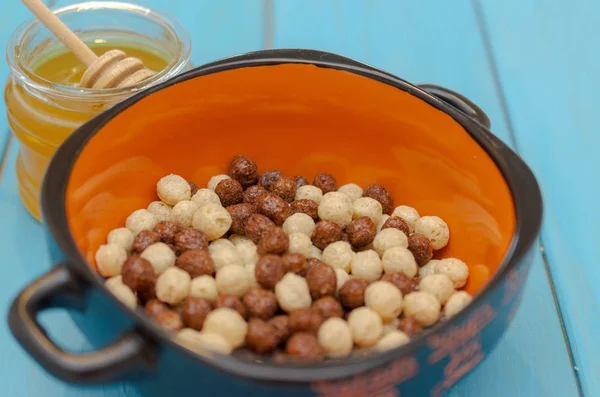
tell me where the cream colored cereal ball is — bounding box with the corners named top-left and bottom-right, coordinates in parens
top-left (156, 267), bottom-right (191, 305)
top-left (435, 258), bottom-right (469, 288)
top-left (95, 243), bottom-right (127, 277)
top-left (216, 265), bottom-right (250, 297)
top-left (203, 308), bottom-right (247, 348)
top-left (318, 318), bottom-right (353, 357)
top-left (444, 291), bottom-right (473, 317)
top-left (377, 214), bottom-right (390, 232)
top-left (403, 291), bottom-right (441, 326)
top-left (175, 329), bottom-right (233, 355)
top-left (419, 259), bottom-right (441, 278)
top-left (189, 276), bottom-right (218, 302)
top-left (373, 228), bottom-right (408, 256)
top-left (104, 276), bottom-right (137, 309)
top-left (374, 331), bottom-right (410, 352)
top-left (191, 188), bottom-right (221, 208)
top-left (334, 268), bottom-right (350, 295)
top-left (275, 273), bottom-right (312, 312)
top-left (170, 200), bottom-right (199, 228)
top-left (288, 232), bottom-right (313, 257)
top-left (192, 203), bottom-right (232, 241)
top-left (365, 281), bottom-right (404, 321)
top-left (391, 206), bottom-right (420, 233)
top-left (106, 228), bottom-right (134, 251)
top-left (210, 245), bottom-right (243, 271)
top-left (157, 174), bottom-right (191, 205)
top-left (352, 197), bottom-right (383, 225)
top-left (282, 213), bottom-right (315, 237)
top-left (230, 236), bottom-right (259, 265)
top-left (347, 307), bottom-right (383, 347)
top-left (126, 209), bottom-right (158, 235)
top-left (350, 249), bottom-right (383, 282)
top-left (147, 201), bottom-right (172, 223)
top-left (382, 246), bottom-right (418, 278)
top-left (310, 245), bottom-right (323, 260)
top-left (245, 264), bottom-right (261, 289)
top-left (295, 185), bottom-right (323, 203)
top-left (337, 183), bottom-right (363, 202)
top-left (419, 274), bottom-right (455, 304)
top-left (318, 193), bottom-right (353, 228)
top-left (322, 241), bottom-right (354, 272)
top-left (207, 174), bottom-right (231, 191)
top-left (140, 242), bottom-right (176, 274)
top-left (209, 238), bottom-right (235, 252)
top-left (414, 216), bottom-right (450, 250)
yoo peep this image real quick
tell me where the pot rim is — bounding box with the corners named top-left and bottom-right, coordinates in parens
top-left (41, 48), bottom-right (543, 383)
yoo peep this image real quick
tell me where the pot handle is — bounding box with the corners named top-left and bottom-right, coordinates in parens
top-left (418, 84), bottom-right (491, 129)
top-left (8, 264), bottom-right (150, 384)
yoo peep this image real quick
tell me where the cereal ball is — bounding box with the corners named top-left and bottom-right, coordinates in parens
top-left (126, 209), bottom-right (158, 235)
top-left (311, 220), bottom-right (343, 250)
top-left (215, 294), bottom-right (247, 319)
top-left (176, 249), bottom-right (214, 277)
top-left (275, 273), bottom-right (312, 312)
top-left (313, 173), bottom-right (337, 193)
top-left (188, 182), bottom-right (200, 196)
top-left (209, 245), bottom-right (243, 271)
top-left (271, 175), bottom-right (297, 202)
top-left (192, 204), bottom-right (232, 241)
top-left (282, 213), bottom-right (315, 237)
top-left (246, 319), bottom-right (279, 353)
top-left (351, 250), bottom-right (383, 282)
top-left (346, 217), bottom-right (377, 249)
top-left (382, 216), bottom-right (410, 236)
top-left (444, 291), bottom-right (473, 317)
top-left (170, 200), bottom-right (199, 228)
top-left (391, 206), bottom-right (420, 232)
top-left (317, 317), bottom-right (353, 357)
top-left (95, 243), bottom-right (127, 277)
top-left (408, 233), bottom-right (433, 266)
top-left (338, 183), bottom-right (363, 202)
top-left (230, 236), bottom-right (259, 265)
top-left (181, 297), bottom-right (212, 330)
top-left (382, 246), bottom-right (418, 278)
top-left (352, 197), bottom-right (383, 225)
top-left (381, 272), bottom-right (413, 295)
top-left (255, 193), bottom-right (290, 226)
top-left (257, 227), bottom-right (289, 255)
top-left (419, 259), bottom-right (440, 278)
top-left (312, 296), bottom-right (343, 319)
top-left (226, 203), bottom-right (254, 235)
top-left (288, 232), bottom-right (313, 257)
top-left (420, 274), bottom-right (455, 304)
top-left (215, 179), bottom-right (244, 207)
top-left (228, 155), bottom-right (259, 188)
top-left (286, 332), bottom-right (324, 359)
top-left (397, 316), bottom-right (422, 337)
top-left (244, 213), bottom-right (276, 243)
top-left (318, 193), bottom-right (353, 228)
top-left (269, 315), bottom-right (290, 344)
top-left (141, 242), bottom-right (176, 274)
top-left (122, 256), bottom-right (156, 294)
top-left (175, 328), bottom-right (232, 355)
top-left (291, 199), bottom-right (319, 221)
top-left (374, 331), bottom-right (410, 352)
top-left (295, 175), bottom-right (309, 189)
top-left (258, 170), bottom-right (283, 190)
top-left (154, 221), bottom-right (181, 246)
top-left (306, 263), bottom-right (337, 299)
top-left (157, 174), bottom-right (191, 205)
top-left (310, 245), bottom-right (323, 260)
top-left (147, 201), bottom-right (172, 223)
top-left (202, 308), bottom-right (248, 348)
top-left (434, 258), bottom-right (469, 288)
top-left (216, 265), bottom-right (250, 297)
top-left (376, 214), bottom-right (389, 232)
top-left (132, 230), bottom-right (161, 253)
top-left (245, 264), bottom-right (261, 289)
top-left (295, 185), bottom-right (323, 204)
top-left (207, 174), bottom-right (231, 191)
top-left (243, 185), bottom-right (268, 207)
top-left (365, 281), bottom-right (404, 321)
top-left (289, 308), bottom-right (323, 334)
top-left (403, 291), bottom-right (441, 326)
top-left (243, 288), bottom-right (278, 320)
top-left (149, 309), bottom-right (183, 332)
top-left (414, 216), bottom-right (450, 250)
top-left (347, 307), bottom-right (383, 347)
top-left (282, 252), bottom-right (308, 275)
top-left (306, 258), bottom-right (324, 272)
top-left (191, 188), bottom-right (221, 208)
top-left (189, 276), bottom-right (218, 302)
top-left (373, 228), bottom-right (409, 256)
top-left (382, 318), bottom-right (400, 336)
top-left (156, 267), bottom-right (191, 305)
top-left (363, 184), bottom-right (393, 215)
top-left (107, 228), bottom-right (134, 251)
top-left (144, 299), bottom-right (169, 316)
top-left (321, 241), bottom-right (354, 272)
top-left (255, 255), bottom-right (286, 289)
top-left (208, 237), bottom-right (235, 253)
top-left (338, 278), bottom-right (369, 309)
top-left (334, 268), bottom-right (350, 295)
top-left (104, 276), bottom-right (137, 309)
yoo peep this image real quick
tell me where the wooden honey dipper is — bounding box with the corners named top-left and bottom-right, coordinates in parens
top-left (21, 0), bottom-right (156, 88)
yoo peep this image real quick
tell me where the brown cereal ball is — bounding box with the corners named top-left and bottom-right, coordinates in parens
top-left (132, 230), bottom-right (161, 253)
top-left (305, 263), bottom-right (337, 299)
top-left (269, 315), bottom-right (290, 345)
top-left (363, 184), bottom-right (394, 215)
top-left (408, 233), bottom-right (434, 266)
top-left (295, 175), bottom-right (309, 189)
top-left (381, 271), bottom-right (413, 295)
top-left (122, 256), bottom-right (156, 293)
top-left (345, 216), bottom-right (377, 248)
top-left (271, 175), bottom-right (297, 203)
top-left (397, 316), bottom-right (423, 337)
top-left (188, 182), bottom-right (200, 196)
top-left (215, 294), bottom-right (248, 319)
top-left (306, 258), bottom-right (324, 273)
top-left (256, 193), bottom-right (291, 226)
top-left (258, 170), bottom-right (283, 190)
top-left (285, 332), bottom-right (324, 359)
top-left (154, 221), bottom-right (181, 246)
top-left (257, 227), bottom-right (289, 255)
top-left (338, 278), bottom-right (369, 309)
top-left (228, 155), bottom-right (259, 188)
top-left (145, 299), bottom-right (169, 316)
top-left (215, 179), bottom-right (243, 207)
top-left (290, 199), bottom-right (319, 221)
top-left (181, 297), bottom-right (212, 331)
top-left (243, 185), bottom-right (268, 207)
top-left (245, 213), bottom-right (276, 243)
top-left (281, 252), bottom-right (308, 275)
top-left (311, 220), bottom-right (343, 250)
top-left (255, 255), bottom-right (286, 289)
top-left (226, 203), bottom-right (255, 235)
top-left (150, 309), bottom-right (184, 332)
top-left (311, 296), bottom-right (343, 320)
top-left (313, 173), bottom-right (337, 193)
top-left (175, 228), bottom-right (209, 253)
top-left (243, 288), bottom-right (278, 320)
top-left (246, 319), bottom-right (279, 353)
top-left (176, 249), bottom-right (215, 278)
top-left (289, 308), bottom-right (323, 334)
top-left (382, 216), bottom-right (410, 236)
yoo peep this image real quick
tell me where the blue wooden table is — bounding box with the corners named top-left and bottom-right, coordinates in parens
top-left (0, 1), bottom-right (596, 396)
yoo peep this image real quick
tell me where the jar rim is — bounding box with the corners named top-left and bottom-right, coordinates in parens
top-left (6, 1), bottom-right (192, 101)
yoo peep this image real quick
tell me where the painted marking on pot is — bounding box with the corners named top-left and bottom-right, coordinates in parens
top-left (432, 337), bottom-right (485, 397)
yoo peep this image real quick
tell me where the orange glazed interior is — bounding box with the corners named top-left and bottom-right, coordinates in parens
top-left (65, 63), bottom-right (516, 295)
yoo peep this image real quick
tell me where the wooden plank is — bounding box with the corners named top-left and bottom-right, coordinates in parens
top-left (476, 0), bottom-right (599, 395)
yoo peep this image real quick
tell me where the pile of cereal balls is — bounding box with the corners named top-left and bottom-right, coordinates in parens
top-left (95, 155), bottom-right (473, 360)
